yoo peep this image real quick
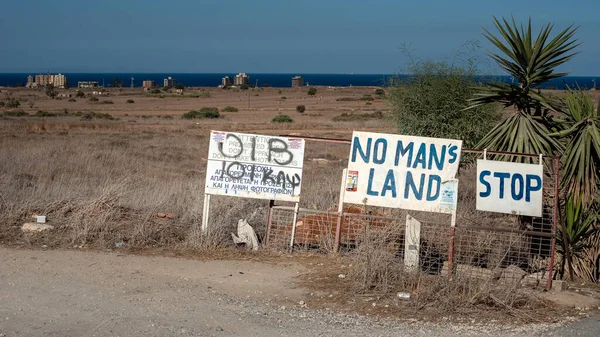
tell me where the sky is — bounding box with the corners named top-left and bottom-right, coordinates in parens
top-left (0, 0), bottom-right (598, 75)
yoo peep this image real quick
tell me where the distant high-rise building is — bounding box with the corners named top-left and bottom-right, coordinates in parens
top-left (221, 76), bottom-right (232, 87)
top-left (53, 73), bottom-right (67, 88)
top-left (142, 80), bottom-right (155, 91)
top-left (291, 76), bottom-right (304, 87)
top-left (164, 77), bottom-right (176, 87)
top-left (234, 73), bottom-right (249, 86)
top-left (26, 75), bottom-right (34, 88)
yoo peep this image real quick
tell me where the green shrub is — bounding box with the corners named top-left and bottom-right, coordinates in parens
top-left (68, 98), bottom-right (77, 102)
top-left (272, 114), bottom-right (294, 123)
top-left (221, 106), bottom-right (239, 112)
top-left (34, 110), bottom-right (57, 117)
top-left (296, 105), bottom-right (306, 113)
top-left (162, 115), bottom-right (174, 119)
top-left (0, 101), bottom-right (4, 107)
top-left (360, 94), bottom-right (374, 101)
top-left (76, 91), bottom-right (85, 98)
top-left (307, 87), bottom-right (317, 96)
top-left (332, 111), bottom-right (384, 122)
top-left (4, 99), bottom-right (20, 108)
top-left (374, 88), bottom-right (385, 96)
top-left (3, 110), bottom-right (28, 117)
top-left (89, 97), bottom-right (99, 102)
top-left (336, 97), bottom-right (357, 102)
top-left (81, 112), bottom-right (114, 120)
top-left (388, 44), bottom-right (501, 148)
top-left (141, 115), bottom-right (152, 119)
top-left (127, 99), bottom-right (135, 104)
top-left (281, 96), bottom-right (287, 100)
top-left (101, 100), bottom-right (114, 104)
top-left (182, 107), bottom-right (221, 119)
top-left (151, 89), bottom-right (161, 94)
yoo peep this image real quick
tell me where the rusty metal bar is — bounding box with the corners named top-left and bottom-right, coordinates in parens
top-left (265, 199), bottom-right (275, 247)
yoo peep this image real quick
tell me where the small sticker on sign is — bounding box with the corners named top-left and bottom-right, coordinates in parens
top-left (346, 170), bottom-right (358, 192)
top-left (212, 131), bottom-right (226, 143)
top-left (439, 179), bottom-right (458, 212)
top-left (288, 139), bottom-right (302, 150)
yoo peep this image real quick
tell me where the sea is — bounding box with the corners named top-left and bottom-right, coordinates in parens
top-left (0, 73), bottom-right (597, 90)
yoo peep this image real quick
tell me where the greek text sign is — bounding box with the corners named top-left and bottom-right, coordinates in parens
top-left (205, 131), bottom-right (305, 202)
top-left (343, 131), bottom-right (462, 212)
top-left (476, 160), bottom-right (543, 217)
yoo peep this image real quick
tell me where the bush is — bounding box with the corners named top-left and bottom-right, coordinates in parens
top-left (162, 115), bottom-right (174, 120)
top-left (221, 106), bottom-right (238, 112)
top-left (182, 107), bottom-right (221, 119)
top-left (76, 91), bottom-right (85, 98)
top-left (307, 87), bottom-right (317, 96)
top-left (89, 97), bottom-right (99, 102)
top-left (127, 99), bottom-right (135, 104)
top-left (151, 89), bottom-right (161, 94)
top-left (374, 88), bottom-right (385, 96)
top-left (3, 110), bottom-right (28, 117)
top-left (240, 84), bottom-right (249, 90)
top-left (272, 115), bottom-right (294, 123)
top-left (388, 44), bottom-right (501, 148)
top-left (360, 94), bottom-right (374, 101)
top-left (68, 98), bottom-right (77, 102)
top-left (332, 111), bottom-right (384, 122)
top-left (34, 110), bottom-right (57, 117)
top-left (4, 99), bottom-right (20, 108)
top-left (296, 105), bottom-right (306, 113)
top-left (281, 96), bottom-right (287, 100)
top-left (81, 112), bottom-right (114, 120)
top-left (336, 97), bottom-right (357, 102)
top-left (101, 100), bottom-right (114, 104)
top-left (0, 101), bottom-right (4, 107)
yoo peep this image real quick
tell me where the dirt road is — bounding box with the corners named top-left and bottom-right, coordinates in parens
top-left (0, 248), bottom-right (595, 337)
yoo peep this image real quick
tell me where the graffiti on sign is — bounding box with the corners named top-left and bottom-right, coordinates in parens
top-left (205, 131), bottom-right (305, 202)
top-left (476, 159), bottom-right (543, 217)
top-left (343, 131), bottom-right (462, 212)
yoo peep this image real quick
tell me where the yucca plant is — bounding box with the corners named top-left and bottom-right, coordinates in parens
top-left (468, 17), bottom-right (579, 161)
top-left (550, 89), bottom-right (600, 208)
top-left (556, 196), bottom-right (599, 279)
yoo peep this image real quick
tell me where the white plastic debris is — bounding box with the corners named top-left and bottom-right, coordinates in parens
top-left (231, 219), bottom-right (259, 250)
top-left (338, 274), bottom-right (346, 279)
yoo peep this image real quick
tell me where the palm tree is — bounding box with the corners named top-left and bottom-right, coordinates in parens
top-left (469, 17), bottom-right (579, 161)
top-left (551, 89), bottom-right (600, 208)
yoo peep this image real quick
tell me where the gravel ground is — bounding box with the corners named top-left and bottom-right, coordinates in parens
top-left (0, 248), bottom-right (596, 337)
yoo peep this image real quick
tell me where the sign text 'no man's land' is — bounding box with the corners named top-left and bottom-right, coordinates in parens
top-left (343, 131), bottom-right (462, 213)
top-left (205, 131), bottom-right (305, 202)
top-left (476, 159), bottom-right (543, 217)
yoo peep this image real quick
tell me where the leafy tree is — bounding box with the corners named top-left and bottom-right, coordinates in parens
top-left (307, 87), bottom-right (317, 96)
top-left (45, 84), bottom-right (57, 98)
top-left (112, 76), bottom-right (120, 88)
top-left (388, 42), bottom-right (501, 149)
top-left (176, 83), bottom-right (185, 90)
top-left (469, 17), bottom-right (579, 161)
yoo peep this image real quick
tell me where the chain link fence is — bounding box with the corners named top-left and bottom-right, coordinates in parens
top-left (264, 137), bottom-right (561, 290)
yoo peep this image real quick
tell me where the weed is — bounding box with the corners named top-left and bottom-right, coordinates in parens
top-left (102, 100), bottom-right (114, 104)
top-left (272, 115), bottom-right (294, 123)
top-left (296, 105), bottom-right (306, 113)
top-left (336, 97), bottom-right (357, 102)
top-left (127, 99), bottom-right (135, 104)
top-left (89, 97), bottom-right (99, 102)
top-left (182, 107), bottom-right (220, 119)
top-left (68, 98), bottom-right (77, 102)
top-left (221, 106), bottom-right (239, 112)
top-left (34, 110), bottom-right (57, 117)
top-left (332, 111), bottom-right (384, 121)
top-left (3, 109), bottom-right (28, 117)
top-left (308, 87), bottom-right (317, 96)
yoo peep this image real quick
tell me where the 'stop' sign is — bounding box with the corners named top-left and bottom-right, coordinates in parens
top-left (476, 159), bottom-right (543, 217)
top-left (343, 131), bottom-right (462, 212)
top-left (205, 131), bottom-right (305, 202)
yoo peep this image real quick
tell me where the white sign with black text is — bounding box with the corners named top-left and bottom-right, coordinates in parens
top-left (205, 131), bottom-right (305, 202)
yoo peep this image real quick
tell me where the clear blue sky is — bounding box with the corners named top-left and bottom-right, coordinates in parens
top-left (0, 0), bottom-right (598, 75)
